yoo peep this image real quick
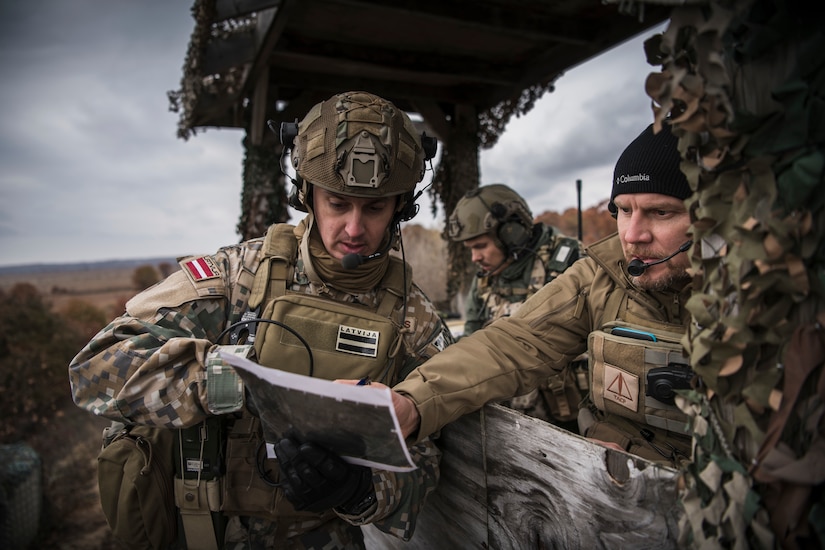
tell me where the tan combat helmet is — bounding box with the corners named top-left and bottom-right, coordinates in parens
top-left (287, 91), bottom-right (434, 221)
top-left (448, 183), bottom-right (534, 254)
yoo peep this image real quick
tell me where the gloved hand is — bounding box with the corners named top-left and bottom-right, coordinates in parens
top-left (273, 435), bottom-right (375, 514)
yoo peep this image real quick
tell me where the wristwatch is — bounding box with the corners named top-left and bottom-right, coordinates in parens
top-left (337, 489), bottom-right (376, 516)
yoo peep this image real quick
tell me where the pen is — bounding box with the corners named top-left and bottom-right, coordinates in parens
top-left (357, 376), bottom-right (371, 386)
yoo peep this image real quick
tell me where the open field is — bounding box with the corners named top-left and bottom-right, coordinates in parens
top-left (0, 264), bottom-right (156, 317)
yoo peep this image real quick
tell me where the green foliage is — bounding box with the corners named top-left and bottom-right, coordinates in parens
top-left (0, 283), bottom-right (96, 443)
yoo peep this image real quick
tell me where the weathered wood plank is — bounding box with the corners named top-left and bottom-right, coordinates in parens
top-left (484, 404), bottom-right (681, 549)
top-left (364, 403), bottom-right (682, 549)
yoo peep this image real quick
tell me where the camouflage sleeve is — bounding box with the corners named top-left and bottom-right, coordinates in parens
top-left (337, 437), bottom-right (441, 540)
top-left (395, 284), bottom-right (455, 381)
top-left (463, 277), bottom-right (484, 336)
top-left (68, 249), bottom-right (248, 428)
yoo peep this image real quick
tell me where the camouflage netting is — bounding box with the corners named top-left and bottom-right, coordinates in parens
top-left (169, 1), bottom-right (286, 241)
top-left (238, 136), bottom-right (288, 241)
top-left (644, 0), bottom-right (825, 547)
top-left (168, 0), bottom-right (252, 140)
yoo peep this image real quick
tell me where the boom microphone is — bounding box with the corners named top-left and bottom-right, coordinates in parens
top-left (627, 241), bottom-right (692, 277)
top-left (341, 238), bottom-right (395, 270)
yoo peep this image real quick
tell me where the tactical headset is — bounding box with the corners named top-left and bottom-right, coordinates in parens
top-left (449, 184), bottom-right (534, 257)
top-left (486, 199), bottom-right (533, 254)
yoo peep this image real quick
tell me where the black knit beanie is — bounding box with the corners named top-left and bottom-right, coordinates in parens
top-left (611, 123), bottom-right (691, 202)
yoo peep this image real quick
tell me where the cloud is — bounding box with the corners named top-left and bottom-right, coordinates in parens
top-left (0, 1), bottom-right (244, 266)
top-left (0, 2), bottom-right (667, 266)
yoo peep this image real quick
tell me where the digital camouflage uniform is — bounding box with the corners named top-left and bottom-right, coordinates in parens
top-left (69, 221), bottom-right (453, 548)
top-left (463, 224), bottom-right (580, 335)
top-left (463, 223), bottom-right (587, 427)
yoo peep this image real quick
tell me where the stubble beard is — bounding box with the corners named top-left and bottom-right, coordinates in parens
top-left (632, 262), bottom-right (691, 292)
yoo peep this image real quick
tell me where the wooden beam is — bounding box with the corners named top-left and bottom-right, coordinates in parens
top-left (249, 66), bottom-right (270, 146)
top-left (320, 0), bottom-right (591, 46)
top-left (410, 100), bottom-right (450, 142)
top-left (269, 50), bottom-right (514, 87)
top-left (237, 2), bottom-right (295, 103)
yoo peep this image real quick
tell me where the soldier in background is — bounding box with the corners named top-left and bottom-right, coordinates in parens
top-left (447, 184), bottom-right (584, 430)
top-left (69, 91), bottom-right (453, 549)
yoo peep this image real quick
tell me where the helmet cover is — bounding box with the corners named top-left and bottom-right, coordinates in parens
top-left (448, 184), bottom-right (533, 242)
top-left (291, 91), bottom-right (426, 199)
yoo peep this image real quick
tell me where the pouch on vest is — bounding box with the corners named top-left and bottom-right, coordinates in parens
top-left (588, 321), bottom-right (692, 435)
top-left (254, 293), bottom-right (401, 383)
top-left (97, 422), bottom-right (178, 550)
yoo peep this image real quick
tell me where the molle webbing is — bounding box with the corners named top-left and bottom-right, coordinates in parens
top-left (249, 224), bottom-right (298, 309)
top-left (589, 322), bottom-right (692, 435)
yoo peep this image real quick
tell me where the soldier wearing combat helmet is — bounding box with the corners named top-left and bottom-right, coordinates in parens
top-left (448, 184), bottom-right (582, 334)
top-left (69, 91), bottom-right (453, 549)
top-left (448, 183), bottom-right (584, 428)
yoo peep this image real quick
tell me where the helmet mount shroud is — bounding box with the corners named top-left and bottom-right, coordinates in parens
top-left (448, 183), bottom-right (534, 257)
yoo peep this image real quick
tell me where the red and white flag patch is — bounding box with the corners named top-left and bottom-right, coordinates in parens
top-left (181, 256), bottom-right (221, 282)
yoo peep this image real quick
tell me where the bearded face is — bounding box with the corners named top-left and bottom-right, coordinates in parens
top-left (614, 193), bottom-right (691, 291)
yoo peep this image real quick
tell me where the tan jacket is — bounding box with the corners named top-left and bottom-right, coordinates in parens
top-left (395, 233), bottom-right (692, 441)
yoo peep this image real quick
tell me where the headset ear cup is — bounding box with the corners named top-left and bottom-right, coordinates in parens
top-left (497, 221), bottom-right (530, 251)
top-left (396, 192), bottom-right (418, 222)
top-left (608, 201), bottom-right (618, 219)
top-left (400, 201), bottom-right (418, 221)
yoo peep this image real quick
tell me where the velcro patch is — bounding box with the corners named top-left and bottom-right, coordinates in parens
top-left (603, 364), bottom-right (639, 412)
top-left (336, 325), bottom-right (379, 357)
top-left (181, 256), bottom-right (221, 282)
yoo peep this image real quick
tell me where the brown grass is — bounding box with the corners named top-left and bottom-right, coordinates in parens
top-left (0, 268), bottom-right (137, 318)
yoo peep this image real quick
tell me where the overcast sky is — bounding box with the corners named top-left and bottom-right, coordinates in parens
top-left (0, 1), bottom-right (666, 268)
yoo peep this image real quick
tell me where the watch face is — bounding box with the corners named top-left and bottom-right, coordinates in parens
top-left (339, 490), bottom-right (376, 516)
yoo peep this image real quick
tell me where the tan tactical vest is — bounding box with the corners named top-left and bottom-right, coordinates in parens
top-left (222, 224), bottom-right (411, 523)
top-left (587, 285), bottom-right (693, 436)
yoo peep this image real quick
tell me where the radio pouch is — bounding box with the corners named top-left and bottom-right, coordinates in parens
top-left (588, 321), bottom-right (692, 435)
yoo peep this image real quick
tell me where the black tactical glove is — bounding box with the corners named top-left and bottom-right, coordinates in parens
top-left (273, 435), bottom-right (375, 514)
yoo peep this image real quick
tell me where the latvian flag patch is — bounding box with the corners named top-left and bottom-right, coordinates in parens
top-left (181, 256), bottom-right (221, 282)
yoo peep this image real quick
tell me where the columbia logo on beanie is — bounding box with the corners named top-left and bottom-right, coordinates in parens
top-left (611, 123), bottom-right (691, 202)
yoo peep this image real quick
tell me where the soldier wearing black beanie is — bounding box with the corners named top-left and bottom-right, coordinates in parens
top-left (391, 120), bottom-right (698, 474)
top-left (610, 123), bottom-right (691, 206)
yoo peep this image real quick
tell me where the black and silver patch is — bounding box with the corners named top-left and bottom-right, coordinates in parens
top-left (336, 325), bottom-right (379, 357)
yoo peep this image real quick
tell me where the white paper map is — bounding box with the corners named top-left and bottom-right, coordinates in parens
top-left (219, 350), bottom-right (416, 472)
